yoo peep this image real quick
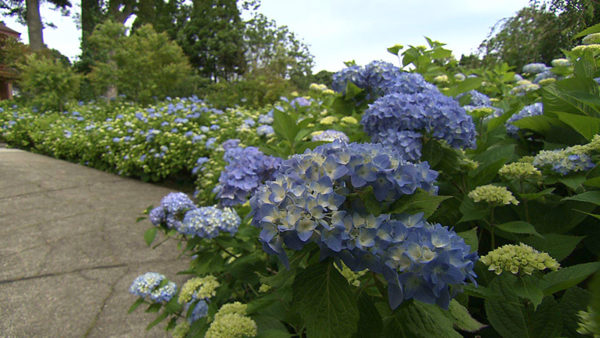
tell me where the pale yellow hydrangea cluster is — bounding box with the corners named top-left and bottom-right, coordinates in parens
top-left (498, 162), bottom-right (542, 180)
top-left (309, 83), bottom-right (335, 95)
top-left (538, 78), bottom-right (556, 86)
top-left (320, 116), bottom-right (338, 125)
top-left (258, 284), bottom-right (271, 293)
top-left (583, 33), bottom-right (600, 45)
top-left (172, 321), bottom-right (191, 338)
top-left (468, 185), bottom-right (519, 206)
top-left (205, 302), bottom-right (257, 338)
top-left (480, 243), bottom-right (560, 275)
top-left (577, 307), bottom-right (600, 337)
top-left (340, 116), bottom-right (358, 125)
top-left (433, 74), bottom-right (449, 84)
top-left (178, 275), bottom-right (220, 304)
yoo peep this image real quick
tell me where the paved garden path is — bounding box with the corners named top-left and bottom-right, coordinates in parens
top-left (0, 147), bottom-right (190, 337)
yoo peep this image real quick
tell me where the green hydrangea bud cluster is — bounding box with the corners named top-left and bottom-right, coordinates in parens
top-left (468, 185), bottom-right (519, 206)
top-left (538, 78), bottom-right (556, 86)
top-left (572, 44), bottom-right (600, 57)
top-left (205, 302), bottom-right (257, 338)
top-left (469, 107), bottom-right (495, 119)
top-left (551, 58), bottom-right (571, 67)
top-left (258, 284), bottom-right (271, 293)
top-left (178, 275), bottom-right (220, 304)
top-left (172, 321), bottom-right (191, 338)
top-left (583, 33), bottom-right (600, 45)
top-left (577, 307), bottom-right (600, 336)
top-left (498, 162), bottom-right (542, 181)
top-left (480, 243), bottom-right (560, 275)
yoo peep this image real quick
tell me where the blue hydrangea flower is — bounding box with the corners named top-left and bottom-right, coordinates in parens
top-left (149, 281), bottom-right (177, 303)
top-left (533, 71), bottom-right (556, 84)
top-left (332, 65), bottom-right (366, 94)
top-left (290, 97), bottom-right (312, 108)
top-left (148, 192), bottom-right (196, 229)
top-left (189, 300), bottom-right (209, 323)
top-left (361, 91), bottom-right (476, 154)
top-left (249, 141), bottom-right (475, 309)
top-left (257, 125), bottom-right (275, 137)
top-left (505, 102), bottom-right (543, 138)
top-left (371, 129), bottom-right (423, 162)
top-left (311, 130), bottom-right (350, 142)
top-left (130, 272), bottom-right (167, 299)
top-left (456, 90), bottom-right (491, 107)
top-left (180, 206), bottom-right (241, 238)
top-left (215, 144), bottom-right (282, 206)
top-left (533, 150), bottom-right (595, 175)
top-left (522, 63), bottom-right (550, 74)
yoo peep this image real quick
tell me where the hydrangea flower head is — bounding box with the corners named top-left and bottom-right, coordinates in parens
top-left (149, 281), bottom-right (177, 302)
top-left (583, 33), bottom-right (600, 45)
top-left (551, 58), bottom-right (571, 67)
top-left (205, 302), bottom-right (257, 338)
top-left (311, 130), bottom-right (350, 142)
top-left (215, 144), bottom-right (282, 206)
top-left (498, 162), bottom-right (542, 180)
top-left (480, 243), bottom-right (559, 275)
top-left (172, 321), bottom-right (191, 338)
top-left (130, 272), bottom-right (175, 302)
top-left (332, 65), bottom-right (366, 94)
top-left (577, 307), bottom-right (600, 336)
top-left (468, 185), bottom-right (519, 206)
top-left (180, 206), bottom-right (241, 238)
top-left (148, 192), bottom-right (196, 229)
top-left (361, 91), bottom-right (476, 152)
top-left (522, 63), bottom-right (549, 74)
top-left (506, 102), bottom-right (544, 137)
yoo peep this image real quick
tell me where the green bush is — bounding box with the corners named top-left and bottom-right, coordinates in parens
top-left (88, 20), bottom-right (198, 104)
top-left (16, 53), bottom-right (81, 112)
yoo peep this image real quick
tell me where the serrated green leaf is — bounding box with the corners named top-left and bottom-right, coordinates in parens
top-left (294, 128), bottom-right (313, 142)
top-left (292, 261), bottom-right (359, 338)
top-left (458, 197), bottom-right (489, 223)
top-left (555, 111), bottom-right (600, 140)
top-left (382, 301), bottom-right (462, 338)
top-left (390, 189), bottom-right (451, 218)
top-left (273, 109), bottom-right (299, 144)
top-left (496, 221), bottom-right (543, 238)
top-left (563, 191), bottom-right (600, 205)
top-left (145, 302), bottom-right (162, 313)
top-left (128, 297), bottom-right (145, 314)
top-left (144, 227), bottom-right (158, 247)
top-left (541, 262), bottom-right (600, 295)
top-left (457, 227), bottom-right (478, 253)
top-left (575, 22), bottom-right (600, 39)
top-left (512, 275), bottom-right (544, 309)
top-left (445, 77), bottom-right (483, 97)
top-left (558, 174), bottom-right (588, 190)
top-left (519, 188), bottom-right (555, 201)
top-left (529, 296), bottom-right (563, 338)
top-left (354, 293), bottom-right (382, 338)
top-left (447, 299), bottom-right (486, 332)
top-left (559, 287), bottom-right (592, 337)
top-left (485, 276), bottom-right (528, 338)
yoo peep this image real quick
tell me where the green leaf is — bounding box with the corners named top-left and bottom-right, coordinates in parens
top-left (292, 261), bottom-right (359, 338)
top-left (255, 329), bottom-right (292, 338)
top-left (529, 296), bottom-right (563, 338)
top-left (382, 301), bottom-right (462, 338)
top-left (445, 77), bottom-right (483, 97)
top-left (390, 189), bottom-right (451, 218)
top-left (146, 311), bottom-right (168, 330)
top-left (559, 174), bottom-right (588, 190)
top-left (144, 227), bottom-right (158, 247)
top-left (457, 227), bottom-right (478, 253)
top-left (584, 176), bottom-right (600, 188)
top-left (560, 287), bottom-right (593, 337)
top-left (555, 111), bottom-right (600, 140)
top-left (522, 233), bottom-right (584, 262)
top-left (145, 303), bottom-right (162, 313)
top-left (495, 221), bottom-right (543, 238)
top-left (462, 284), bottom-right (502, 300)
top-left (575, 22), bottom-right (600, 39)
top-left (345, 81), bottom-right (363, 99)
top-left (512, 275), bottom-right (544, 310)
top-left (484, 276), bottom-right (528, 338)
top-left (563, 191), bottom-right (600, 205)
top-left (128, 298), bottom-right (144, 314)
top-left (447, 299), bottom-right (486, 333)
top-left (519, 188), bottom-right (555, 201)
top-left (272, 109), bottom-right (299, 144)
top-left (354, 293), bottom-right (382, 338)
top-left (541, 262), bottom-right (600, 295)
top-left (294, 128), bottom-right (313, 142)
top-left (458, 197), bottom-right (489, 223)
top-left (387, 44), bottom-right (403, 55)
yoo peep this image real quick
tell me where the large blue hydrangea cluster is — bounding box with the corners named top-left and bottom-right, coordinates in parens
top-left (332, 61), bottom-right (436, 97)
top-left (215, 143), bottom-right (282, 206)
top-left (180, 206), bottom-right (241, 239)
top-left (149, 192), bottom-right (196, 229)
top-left (129, 272), bottom-right (177, 303)
top-left (533, 151), bottom-right (596, 175)
top-left (505, 102), bottom-right (544, 138)
top-left (249, 141), bottom-right (476, 308)
top-left (361, 91), bottom-right (477, 158)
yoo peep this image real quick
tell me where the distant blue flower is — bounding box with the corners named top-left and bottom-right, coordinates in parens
top-left (533, 71), bottom-right (556, 84)
top-left (456, 90), bottom-right (491, 107)
top-left (257, 125), bottom-right (275, 137)
top-left (64, 130), bottom-right (72, 138)
top-left (332, 65), bottom-right (366, 94)
top-left (523, 63), bottom-right (549, 74)
top-left (290, 97), bottom-right (312, 108)
top-left (180, 206), bottom-right (241, 238)
top-left (258, 114), bottom-right (274, 124)
top-left (149, 281), bottom-right (177, 303)
top-left (149, 192), bottom-right (196, 229)
top-left (505, 103), bottom-right (543, 138)
top-left (189, 300), bottom-right (209, 323)
top-left (311, 130), bottom-right (349, 142)
top-left (130, 272), bottom-right (167, 299)
top-left (205, 137), bottom-right (217, 149)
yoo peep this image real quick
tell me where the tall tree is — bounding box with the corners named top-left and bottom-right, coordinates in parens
top-left (0, 0), bottom-right (71, 51)
top-left (177, 0), bottom-right (246, 81)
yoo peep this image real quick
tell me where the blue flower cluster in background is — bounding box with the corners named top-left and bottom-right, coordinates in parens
top-left (129, 272), bottom-right (177, 303)
top-left (180, 206), bottom-right (241, 239)
top-left (505, 102), bottom-right (544, 138)
top-left (311, 129), bottom-right (350, 143)
top-left (215, 142), bottom-right (282, 206)
top-left (332, 61), bottom-right (436, 98)
top-left (249, 141), bottom-right (474, 308)
top-left (361, 90), bottom-right (476, 158)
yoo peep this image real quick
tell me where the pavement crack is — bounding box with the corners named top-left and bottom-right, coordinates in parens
top-left (83, 266), bottom-right (130, 338)
top-left (0, 263), bottom-right (128, 285)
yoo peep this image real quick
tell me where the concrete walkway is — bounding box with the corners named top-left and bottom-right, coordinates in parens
top-left (0, 148), bottom-right (190, 337)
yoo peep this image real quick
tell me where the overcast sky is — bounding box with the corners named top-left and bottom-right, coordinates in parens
top-left (2, 0), bottom-right (531, 72)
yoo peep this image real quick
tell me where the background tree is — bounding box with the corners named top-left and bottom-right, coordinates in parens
top-left (176, 0), bottom-right (246, 82)
top-left (0, 0), bottom-right (71, 51)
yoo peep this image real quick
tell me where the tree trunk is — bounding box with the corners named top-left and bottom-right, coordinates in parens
top-left (26, 0), bottom-right (44, 51)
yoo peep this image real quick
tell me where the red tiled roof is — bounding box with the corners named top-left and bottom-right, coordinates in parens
top-left (0, 22), bottom-right (20, 37)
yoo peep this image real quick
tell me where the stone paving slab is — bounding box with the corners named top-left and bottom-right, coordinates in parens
top-left (0, 149), bottom-right (190, 337)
